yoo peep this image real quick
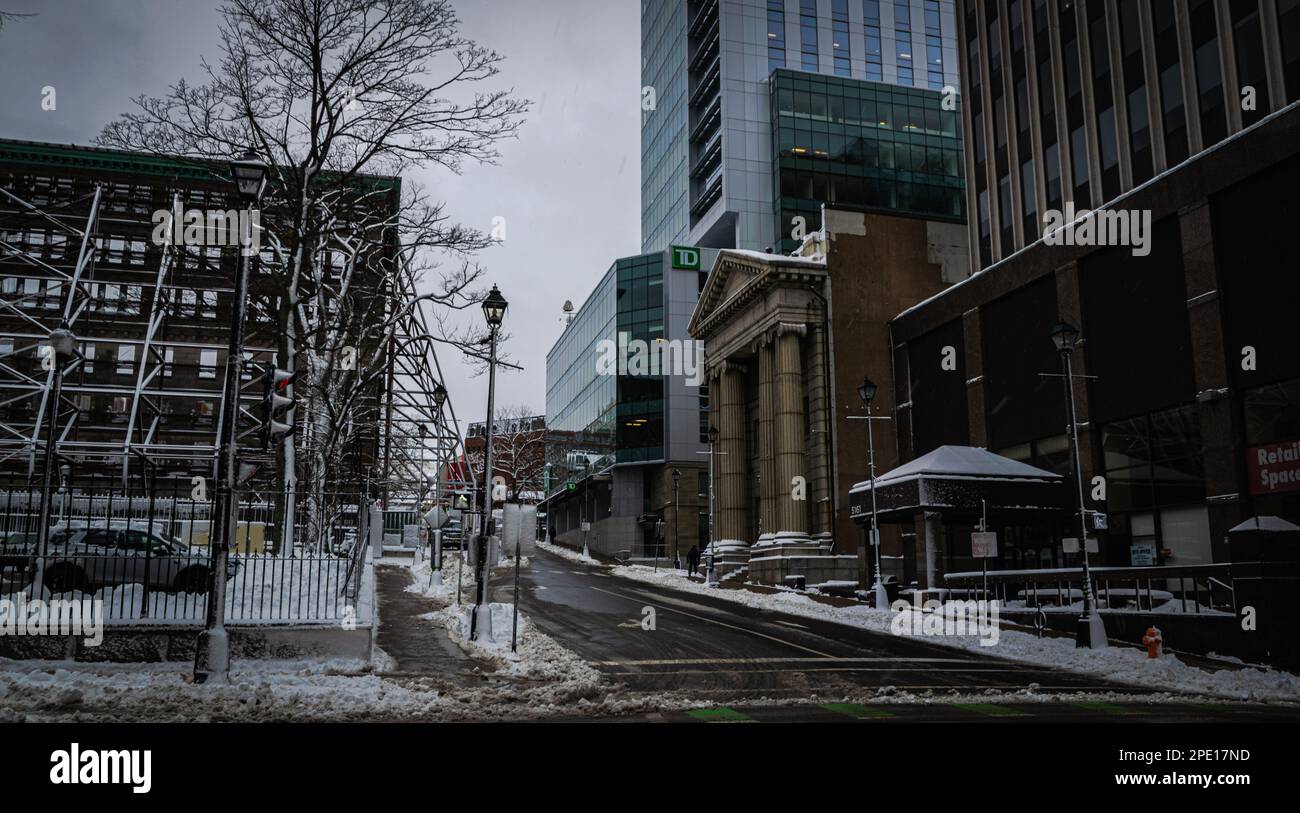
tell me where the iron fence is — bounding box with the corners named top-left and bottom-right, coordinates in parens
top-left (0, 474), bottom-right (372, 624)
top-left (943, 563), bottom-right (1239, 615)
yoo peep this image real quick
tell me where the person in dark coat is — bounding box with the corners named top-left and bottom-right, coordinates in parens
top-left (686, 545), bottom-right (700, 575)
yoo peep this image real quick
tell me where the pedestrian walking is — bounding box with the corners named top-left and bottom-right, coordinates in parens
top-left (687, 544), bottom-right (700, 576)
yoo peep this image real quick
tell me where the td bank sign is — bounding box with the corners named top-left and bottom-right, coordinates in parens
top-left (671, 245), bottom-right (700, 270)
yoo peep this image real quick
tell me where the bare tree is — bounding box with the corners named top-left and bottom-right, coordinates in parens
top-left (0, 10), bottom-right (35, 31)
top-left (96, 0), bottom-right (527, 549)
top-left (464, 404), bottom-right (544, 504)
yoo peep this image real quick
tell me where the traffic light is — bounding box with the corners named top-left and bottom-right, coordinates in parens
top-left (260, 365), bottom-right (296, 450)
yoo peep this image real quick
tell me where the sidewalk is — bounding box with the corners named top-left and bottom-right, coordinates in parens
top-left (373, 564), bottom-right (486, 684)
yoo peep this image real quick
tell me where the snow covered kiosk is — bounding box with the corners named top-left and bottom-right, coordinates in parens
top-left (848, 445), bottom-right (1071, 590)
top-left (1227, 516), bottom-right (1300, 668)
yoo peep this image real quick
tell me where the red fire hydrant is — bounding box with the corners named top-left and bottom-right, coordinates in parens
top-left (1141, 626), bottom-right (1163, 659)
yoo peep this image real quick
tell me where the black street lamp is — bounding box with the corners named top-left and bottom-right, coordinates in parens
top-left (671, 467), bottom-right (682, 570)
top-left (705, 425), bottom-right (719, 586)
top-left (1051, 321), bottom-right (1108, 649)
top-left (36, 321), bottom-right (76, 563)
top-left (858, 376), bottom-right (889, 609)
top-left (230, 149), bottom-right (270, 203)
top-left (430, 381), bottom-right (448, 574)
top-left (471, 285), bottom-right (507, 641)
top-left (196, 147), bottom-right (268, 684)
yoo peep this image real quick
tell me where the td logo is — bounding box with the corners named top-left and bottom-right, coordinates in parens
top-left (671, 245), bottom-right (700, 270)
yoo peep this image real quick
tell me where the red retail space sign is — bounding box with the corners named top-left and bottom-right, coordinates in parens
top-left (1247, 439), bottom-right (1300, 495)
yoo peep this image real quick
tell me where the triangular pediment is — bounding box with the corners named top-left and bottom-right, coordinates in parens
top-left (688, 249), bottom-right (825, 337)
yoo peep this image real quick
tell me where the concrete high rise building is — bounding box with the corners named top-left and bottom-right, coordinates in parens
top-left (641, 0), bottom-right (963, 253)
top-left (961, 0), bottom-right (1300, 272)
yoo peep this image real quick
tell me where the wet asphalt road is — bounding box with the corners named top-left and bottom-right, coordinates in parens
top-left (507, 541), bottom-right (1144, 702)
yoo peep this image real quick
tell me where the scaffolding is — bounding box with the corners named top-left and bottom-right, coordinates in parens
top-left (376, 256), bottom-right (467, 508)
top-left (0, 150), bottom-right (461, 519)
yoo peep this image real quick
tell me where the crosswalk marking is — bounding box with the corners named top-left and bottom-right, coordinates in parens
top-left (589, 585), bottom-right (836, 658)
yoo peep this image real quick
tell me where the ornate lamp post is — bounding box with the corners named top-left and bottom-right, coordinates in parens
top-left (704, 425), bottom-right (719, 586)
top-left (858, 376), bottom-right (890, 610)
top-left (196, 148), bottom-right (268, 684)
top-left (1050, 321), bottom-right (1107, 649)
top-left (671, 467), bottom-right (682, 571)
top-left (471, 285), bottom-right (507, 641)
top-left (36, 322), bottom-right (76, 561)
top-left (431, 381), bottom-right (448, 575)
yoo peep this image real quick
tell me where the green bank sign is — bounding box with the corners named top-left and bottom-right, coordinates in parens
top-left (671, 245), bottom-right (701, 270)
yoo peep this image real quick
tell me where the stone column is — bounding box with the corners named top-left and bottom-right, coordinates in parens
top-left (774, 323), bottom-right (809, 541)
top-left (915, 511), bottom-right (943, 590)
top-left (805, 320), bottom-right (833, 543)
top-left (715, 360), bottom-right (748, 549)
top-left (756, 334), bottom-right (776, 544)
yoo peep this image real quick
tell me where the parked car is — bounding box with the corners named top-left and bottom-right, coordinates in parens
top-left (0, 528), bottom-right (72, 570)
top-left (25, 526), bottom-right (238, 594)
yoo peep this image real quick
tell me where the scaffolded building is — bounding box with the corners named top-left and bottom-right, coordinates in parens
top-left (0, 139), bottom-right (462, 542)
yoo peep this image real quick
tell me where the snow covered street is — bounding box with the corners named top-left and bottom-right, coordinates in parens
top-left (2, 539), bottom-right (1297, 722)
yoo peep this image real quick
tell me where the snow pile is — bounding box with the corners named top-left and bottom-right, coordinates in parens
top-left (406, 551), bottom-right (524, 603)
top-left (602, 562), bottom-right (1300, 703)
top-left (424, 603), bottom-right (602, 685)
top-left (534, 539), bottom-right (600, 565)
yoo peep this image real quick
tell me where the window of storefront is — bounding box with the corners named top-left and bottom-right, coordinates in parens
top-left (1102, 404), bottom-right (1208, 566)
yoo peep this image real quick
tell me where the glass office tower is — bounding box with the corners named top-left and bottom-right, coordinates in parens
top-left (642, 0), bottom-right (962, 253)
top-left (771, 68), bottom-right (966, 251)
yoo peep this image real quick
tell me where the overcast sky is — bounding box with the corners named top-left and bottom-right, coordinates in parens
top-left (0, 0), bottom-right (641, 436)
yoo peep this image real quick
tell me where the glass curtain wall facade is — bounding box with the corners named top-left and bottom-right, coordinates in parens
top-left (643, 0), bottom-right (962, 254)
top-left (544, 252), bottom-right (677, 495)
top-left (642, 1), bottom-right (691, 258)
top-left (772, 69), bottom-right (965, 252)
top-left (615, 253), bottom-right (666, 463)
top-left (544, 270), bottom-right (617, 497)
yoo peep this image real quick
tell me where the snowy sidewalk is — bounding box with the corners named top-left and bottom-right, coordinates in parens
top-left (373, 564), bottom-right (485, 684)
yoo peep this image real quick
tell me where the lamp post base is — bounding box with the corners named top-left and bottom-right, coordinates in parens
top-left (1075, 612), bottom-right (1109, 649)
top-left (194, 627), bottom-right (230, 685)
top-left (872, 580), bottom-right (890, 610)
top-left (703, 553), bottom-right (718, 586)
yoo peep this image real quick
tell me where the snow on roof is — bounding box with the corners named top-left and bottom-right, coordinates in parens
top-left (719, 248), bottom-right (825, 267)
top-left (1228, 515), bottom-right (1300, 534)
top-left (849, 445), bottom-right (1063, 493)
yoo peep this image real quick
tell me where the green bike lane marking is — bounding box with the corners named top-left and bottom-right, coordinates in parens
top-left (685, 707), bottom-right (756, 722)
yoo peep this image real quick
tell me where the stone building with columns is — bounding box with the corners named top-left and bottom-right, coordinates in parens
top-left (883, 99), bottom-right (1300, 588)
top-left (688, 207), bottom-right (969, 585)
